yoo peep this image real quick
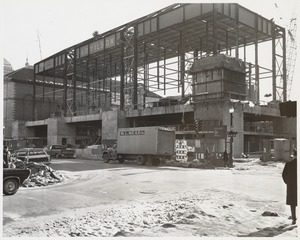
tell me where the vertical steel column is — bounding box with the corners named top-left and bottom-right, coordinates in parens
top-left (109, 54), bottom-right (113, 106)
top-left (157, 37), bottom-right (160, 89)
top-left (133, 25), bottom-right (138, 109)
top-left (193, 50), bottom-right (199, 97)
top-left (235, 6), bottom-right (239, 59)
top-left (200, 38), bottom-right (203, 58)
top-left (63, 54), bottom-right (68, 117)
top-left (226, 30), bottom-right (228, 55)
top-left (243, 38), bottom-right (246, 63)
top-left (164, 48), bottom-right (166, 96)
top-left (53, 58), bottom-right (56, 106)
top-left (282, 28), bottom-right (287, 102)
top-left (72, 51), bottom-right (77, 115)
top-left (120, 32), bottom-right (125, 110)
top-left (86, 59), bottom-right (90, 110)
top-left (33, 64), bottom-right (36, 120)
top-left (212, 4), bottom-right (217, 55)
top-left (42, 67), bottom-right (45, 102)
top-left (143, 42), bottom-right (147, 108)
top-left (180, 31), bottom-right (185, 98)
top-left (103, 51), bottom-right (107, 108)
top-left (114, 62), bottom-right (117, 102)
top-left (255, 16), bottom-right (260, 103)
top-left (272, 23), bottom-right (277, 101)
top-left (94, 58), bottom-right (98, 106)
top-left (248, 63), bottom-right (252, 99)
top-left (177, 44), bottom-right (180, 93)
top-left (206, 22), bottom-right (209, 55)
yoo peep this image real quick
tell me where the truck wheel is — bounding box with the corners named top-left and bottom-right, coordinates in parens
top-left (137, 155), bottom-right (147, 165)
top-left (103, 153), bottom-right (110, 163)
top-left (118, 158), bottom-right (125, 164)
top-left (152, 158), bottom-right (161, 166)
top-left (3, 179), bottom-right (19, 195)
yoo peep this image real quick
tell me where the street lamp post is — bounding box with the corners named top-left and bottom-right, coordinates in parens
top-left (229, 107), bottom-right (234, 167)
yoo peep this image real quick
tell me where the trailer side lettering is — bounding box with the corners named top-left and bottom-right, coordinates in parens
top-left (120, 130), bottom-right (145, 136)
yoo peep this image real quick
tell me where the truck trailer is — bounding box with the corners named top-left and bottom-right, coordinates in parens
top-left (102, 126), bottom-right (175, 166)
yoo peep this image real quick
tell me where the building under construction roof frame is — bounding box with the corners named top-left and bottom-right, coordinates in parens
top-left (33, 3), bottom-right (286, 119)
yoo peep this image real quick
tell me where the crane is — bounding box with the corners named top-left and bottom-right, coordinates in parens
top-left (286, 15), bottom-right (297, 100)
top-left (37, 30), bottom-right (43, 60)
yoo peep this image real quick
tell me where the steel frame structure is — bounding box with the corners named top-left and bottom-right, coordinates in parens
top-left (33, 3), bottom-right (286, 119)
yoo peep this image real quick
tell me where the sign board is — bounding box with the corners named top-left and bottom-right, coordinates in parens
top-left (175, 139), bottom-right (188, 162)
top-left (214, 126), bottom-right (227, 139)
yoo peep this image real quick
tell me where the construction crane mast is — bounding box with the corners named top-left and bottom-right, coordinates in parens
top-left (37, 30), bottom-right (43, 60)
top-left (286, 15), bottom-right (297, 100)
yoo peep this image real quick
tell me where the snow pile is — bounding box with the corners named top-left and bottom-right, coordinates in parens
top-left (13, 161), bottom-right (64, 187)
top-left (3, 190), bottom-right (297, 237)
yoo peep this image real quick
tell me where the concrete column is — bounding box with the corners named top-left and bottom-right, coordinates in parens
top-left (101, 110), bottom-right (129, 144)
top-left (222, 102), bottom-right (244, 157)
top-left (47, 118), bottom-right (76, 145)
top-left (12, 120), bottom-right (35, 140)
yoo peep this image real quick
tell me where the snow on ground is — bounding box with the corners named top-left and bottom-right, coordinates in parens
top-left (3, 159), bottom-right (298, 238)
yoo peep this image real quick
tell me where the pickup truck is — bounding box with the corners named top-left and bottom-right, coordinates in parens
top-left (44, 145), bottom-right (76, 159)
top-left (3, 168), bottom-right (31, 195)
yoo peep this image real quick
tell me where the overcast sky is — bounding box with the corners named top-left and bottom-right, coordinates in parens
top-left (1, 0), bottom-right (299, 101)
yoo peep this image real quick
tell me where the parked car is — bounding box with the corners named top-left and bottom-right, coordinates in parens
top-left (44, 145), bottom-right (76, 159)
top-left (14, 148), bottom-right (51, 165)
top-left (3, 168), bottom-right (31, 195)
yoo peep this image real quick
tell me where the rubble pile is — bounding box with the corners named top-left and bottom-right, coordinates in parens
top-left (13, 160), bottom-right (64, 187)
top-left (166, 159), bottom-right (215, 169)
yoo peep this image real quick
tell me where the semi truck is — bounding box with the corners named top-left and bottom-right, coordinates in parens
top-left (102, 126), bottom-right (175, 166)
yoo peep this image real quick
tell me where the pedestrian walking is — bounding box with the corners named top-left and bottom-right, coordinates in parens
top-left (205, 148), bottom-right (210, 159)
top-left (3, 145), bottom-right (11, 168)
top-left (282, 148), bottom-right (297, 224)
top-left (223, 149), bottom-right (229, 167)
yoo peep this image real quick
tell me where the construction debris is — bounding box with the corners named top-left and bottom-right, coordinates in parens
top-left (13, 159), bottom-right (64, 187)
top-left (166, 159), bottom-right (215, 169)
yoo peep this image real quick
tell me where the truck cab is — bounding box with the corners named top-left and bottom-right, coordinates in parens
top-left (102, 144), bottom-right (123, 163)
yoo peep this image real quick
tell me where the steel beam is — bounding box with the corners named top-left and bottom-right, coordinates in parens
top-left (72, 52), bottom-right (77, 115)
top-left (180, 31), bottom-right (185, 98)
top-left (133, 25), bottom-right (138, 109)
top-left (63, 54), bottom-right (68, 117)
top-left (255, 15), bottom-right (259, 103)
top-left (33, 65), bottom-right (36, 120)
top-left (120, 32), bottom-right (125, 110)
top-left (282, 28), bottom-right (287, 102)
top-left (272, 23), bottom-right (276, 101)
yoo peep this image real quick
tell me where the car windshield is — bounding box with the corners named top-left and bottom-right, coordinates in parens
top-left (29, 149), bottom-right (46, 156)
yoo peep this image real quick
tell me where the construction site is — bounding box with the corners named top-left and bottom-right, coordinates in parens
top-left (3, 3), bottom-right (297, 163)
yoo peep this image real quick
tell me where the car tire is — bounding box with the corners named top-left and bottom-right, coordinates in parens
top-left (103, 153), bottom-right (110, 163)
top-left (3, 178), bottom-right (19, 195)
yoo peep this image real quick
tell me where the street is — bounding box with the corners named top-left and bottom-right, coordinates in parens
top-left (2, 158), bottom-right (298, 237)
